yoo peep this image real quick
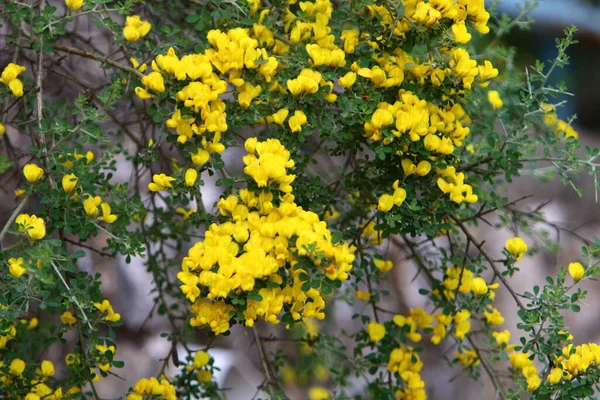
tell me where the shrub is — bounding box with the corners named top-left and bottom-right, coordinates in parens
top-left (0, 0), bottom-right (598, 399)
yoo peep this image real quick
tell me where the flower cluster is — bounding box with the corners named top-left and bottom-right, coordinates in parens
top-left (126, 377), bottom-right (176, 400)
top-left (15, 214), bottom-right (46, 241)
top-left (93, 299), bottom-right (121, 322)
top-left (0, 358), bottom-right (77, 399)
top-left (82, 194), bottom-right (118, 223)
top-left (542, 103), bottom-right (579, 139)
top-left (179, 138), bottom-right (354, 334)
top-left (547, 342), bottom-right (600, 384)
top-left (184, 350), bottom-right (214, 383)
top-left (387, 345), bottom-right (426, 400)
top-left (510, 351), bottom-right (542, 391)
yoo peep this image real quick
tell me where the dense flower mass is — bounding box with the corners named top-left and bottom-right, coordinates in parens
top-left (179, 138), bottom-right (354, 333)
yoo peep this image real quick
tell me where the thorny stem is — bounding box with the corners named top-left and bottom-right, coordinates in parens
top-left (449, 213), bottom-right (526, 311)
top-left (253, 325), bottom-right (286, 398)
top-left (77, 324), bottom-right (101, 400)
top-left (50, 260), bottom-right (94, 331)
top-left (398, 235), bottom-right (510, 399)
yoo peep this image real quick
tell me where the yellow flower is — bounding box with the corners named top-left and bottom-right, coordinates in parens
top-left (288, 110), bottom-right (308, 133)
top-left (93, 299), bottom-right (121, 322)
top-left (23, 163), bottom-right (44, 183)
top-left (526, 373), bottom-right (541, 391)
top-left (24, 317), bottom-right (38, 330)
top-left (8, 79), bottom-right (24, 97)
top-left (454, 309), bottom-right (471, 340)
top-left (568, 262), bottom-right (585, 282)
top-left (60, 311), bottom-right (77, 325)
top-left (483, 307), bottom-right (505, 326)
top-left (451, 21), bottom-right (471, 43)
top-left (271, 108), bottom-right (289, 125)
top-left (192, 350), bottom-right (210, 368)
top-left (141, 72), bottom-right (165, 93)
top-left (377, 193), bottom-right (394, 212)
top-left (471, 277), bottom-right (488, 295)
top-left (338, 71), bottom-right (357, 88)
top-left (456, 348), bottom-right (479, 366)
top-left (197, 370), bottom-right (212, 383)
top-left (492, 330), bottom-right (511, 346)
top-left (123, 15), bottom-right (152, 42)
top-left (431, 68), bottom-right (445, 86)
top-left (0, 122), bottom-right (5, 135)
top-left (175, 207), bottom-right (195, 220)
top-left (62, 173), bottom-right (78, 194)
top-left (98, 203), bottom-right (118, 223)
top-left (1, 63), bottom-right (26, 85)
top-left (374, 259), bottom-right (393, 273)
top-left (135, 87), bottom-right (152, 99)
top-left (308, 387), bottom-right (329, 400)
top-left (8, 257), bottom-right (27, 278)
top-left (185, 168), bottom-right (198, 187)
top-left (488, 90), bottom-right (503, 109)
top-left (148, 174), bottom-right (176, 192)
top-left (415, 160), bottom-right (431, 176)
top-left (366, 322), bottom-right (386, 342)
top-left (83, 195), bottom-right (102, 216)
top-left (505, 237), bottom-right (528, 261)
top-left (547, 367), bottom-right (563, 384)
top-left (356, 290), bottom-right (371, 301)
top-left (341, 29), bottom-right (359, 53)
top-left (129, 57), bottom-right (147, 72)
top-left (10, 358), bottom-right (26, 376)
top-left (65, 0), bottom-right (83, 11)
top-left (191, 149), bottom-right (210, 166)
top-left (15, 214), bottom-right (46, 240)
top-left (41, 360), bottom-right (55, 377)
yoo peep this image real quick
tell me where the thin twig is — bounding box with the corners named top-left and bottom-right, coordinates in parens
top-left (50, 260), bottom-right (93, 330)
top-left (449, 214), bottom-right (526, 311)
top-left (0, 195), bottom-right (29, 247)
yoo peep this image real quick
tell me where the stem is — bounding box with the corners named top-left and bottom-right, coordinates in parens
top-left (50, 260), bottom-right (94, 331)
top-left (449, 213), bottom-right (526, 311)
top-left (0, 195), bottom-right (29, 246)
top-left (53, 45), bottom-right (144, 77)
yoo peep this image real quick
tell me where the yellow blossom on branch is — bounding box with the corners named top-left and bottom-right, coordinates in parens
top-left (23, 163), bottom-right (44, 183)
top-left (505, 237), bottom-right (528, 261)
top-left (65, 0), bottom-right (83, 11)
top-left (123, 15), bottom-right (152, 42)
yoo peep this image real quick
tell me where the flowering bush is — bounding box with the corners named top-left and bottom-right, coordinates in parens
top-left (0, 0), bottom-right (599, 399)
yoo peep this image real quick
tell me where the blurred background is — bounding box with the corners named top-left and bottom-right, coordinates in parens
top-left (2, 0), bottom-right (600, 398)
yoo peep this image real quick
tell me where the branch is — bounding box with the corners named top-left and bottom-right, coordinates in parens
top-left (0, 195), bottom-right (29, 247)
top-left (53, 45), bottom-right (144, 77)
top-left (449, 213), bottom-right (526, 311)
top-left (252, 326), bottom-right (286, 398)
top-left (64, 237), bottom-right (114, 258)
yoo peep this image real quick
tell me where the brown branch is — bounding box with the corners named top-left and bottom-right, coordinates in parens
top-left (64, 237), bottom-right (114, 257)
top-left (52, 45), bottom-right (144, 77)
top-left (449, 213), bottom-right (526, 311)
